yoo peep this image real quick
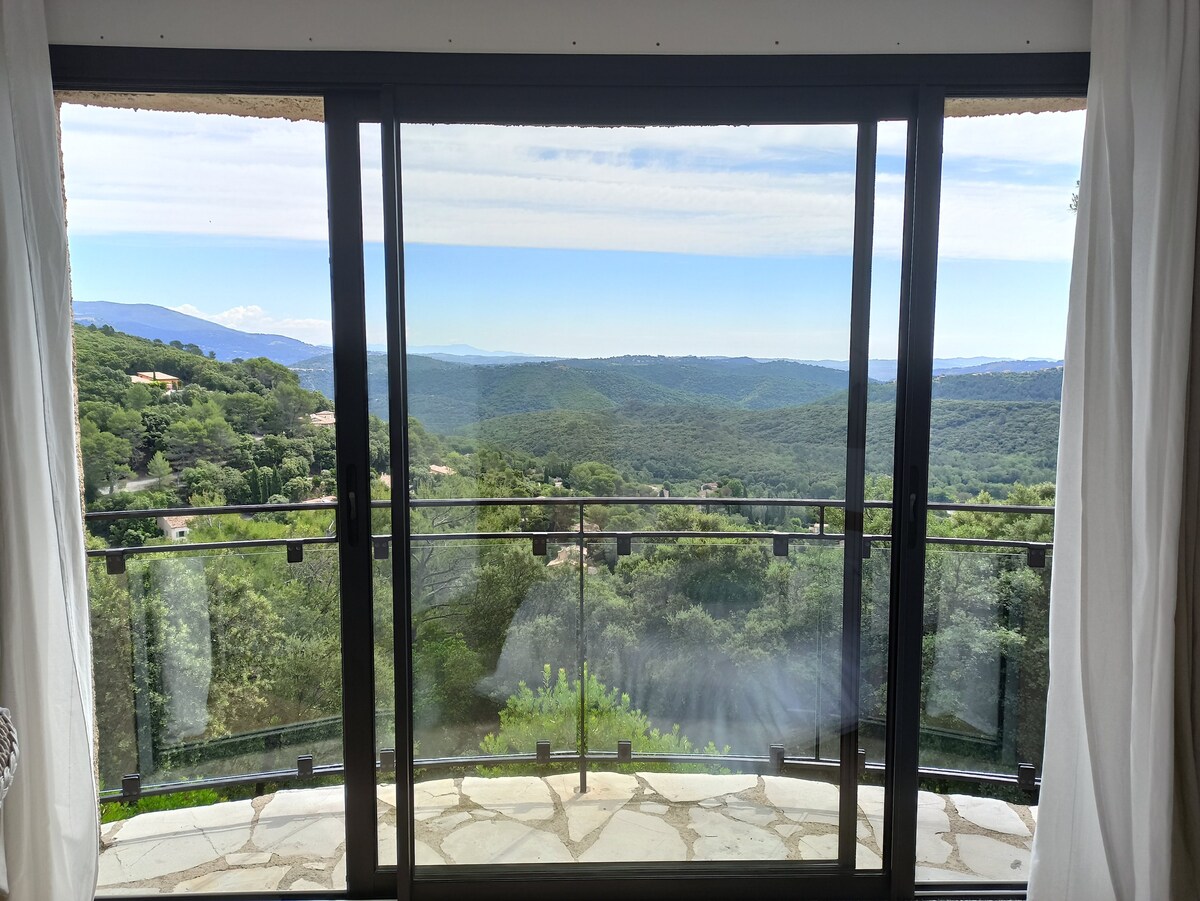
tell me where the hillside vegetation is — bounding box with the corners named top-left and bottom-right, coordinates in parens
top-left (78, 323), bottom-right (1061, 792)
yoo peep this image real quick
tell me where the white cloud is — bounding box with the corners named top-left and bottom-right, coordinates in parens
top-left (60, 104), bottom-right (1085, 263)
top-left (172, 303), bottom-right (332, 346)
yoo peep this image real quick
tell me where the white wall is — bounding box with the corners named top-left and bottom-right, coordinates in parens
top-left (44, 0), bottom-right (1090, 54)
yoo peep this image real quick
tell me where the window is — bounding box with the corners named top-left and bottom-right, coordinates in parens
top-left (54, 51), bottom-right (1088, 900)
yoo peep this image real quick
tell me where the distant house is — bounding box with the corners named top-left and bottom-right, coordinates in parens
top-left (130, 370), bottom-right (182, 391)
top-left (299, 495), bottom-right (338, 506)
top-left (157, 515), bottom-right (194, 540)
top-left (309, 410), bottom-right (336, 427)
top-left (429, 464), bottom-right (456, 476)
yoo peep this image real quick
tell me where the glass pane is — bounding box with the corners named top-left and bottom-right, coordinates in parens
top-left (399, 121), bottom-right (884, 868)
top-left (917, 100), bottom-right (1083, 883)
top-left (60, 97), bottom-right (349, 894)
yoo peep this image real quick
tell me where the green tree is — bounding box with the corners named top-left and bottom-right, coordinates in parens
top-left (80, 419), bottom-right (132, 500)
top-left (568, 461), bottom-right (623, 496)
top-left (147, 450), bottom-right (172, 486)
top-left (481, 666), bottom-right (726, 763)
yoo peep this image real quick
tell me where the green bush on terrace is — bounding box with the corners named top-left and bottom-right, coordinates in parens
top-left (480, 665), bottom-right (729, 773)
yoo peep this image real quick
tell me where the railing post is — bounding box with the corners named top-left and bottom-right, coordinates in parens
top-left (578, 500), bottom-right (588, 793)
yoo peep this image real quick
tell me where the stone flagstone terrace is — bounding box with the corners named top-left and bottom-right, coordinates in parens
top-left (97, 773), bottom-right (1036, 894)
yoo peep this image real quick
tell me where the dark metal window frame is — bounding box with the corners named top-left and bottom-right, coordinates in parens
top-left (52, 46), bottom-right (1087, 901)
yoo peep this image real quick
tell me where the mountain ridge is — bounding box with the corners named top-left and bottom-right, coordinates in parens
top-left (73, 301), bottom-right (328, 365)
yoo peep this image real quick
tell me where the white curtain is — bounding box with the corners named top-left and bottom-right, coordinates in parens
top-left (1027, 0), bottom-right (1200, 898)
top-left (0, 0), bottom-right (100, 898)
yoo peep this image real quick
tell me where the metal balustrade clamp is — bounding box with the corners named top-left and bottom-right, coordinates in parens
top-left (121, 773), bottom-right (141, 803)
top-left (770, 744), bottom-right (785, 774)
top-left (379, 748), bottom-right (396, 773)
top-left (1018, 762), bottom-right (1037, 791)
top-left (105, 550), bottom-right (126, 575)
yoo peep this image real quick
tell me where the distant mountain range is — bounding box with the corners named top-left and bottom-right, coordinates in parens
top-left (73, 301), bottom-right (1062, 390)
top-left (800, 357), bottom-right (1062, 381)
top-left (73, 301), bottom-right (329, 365)
top-left (290, 351), bottom-right (1064, 430)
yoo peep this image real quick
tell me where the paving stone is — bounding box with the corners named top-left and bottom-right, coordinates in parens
top-left (546, 771), bottom-right (638, 842)
top-left (639, 802), bottom-right (669, 815)
top-left (638, 772), bottom-right (757, 803)
top-left (857, 844), bottom-right (883, 868)
top-left (860, 785), bottom-right (950, 849)
top-left (414, 839), bottom-right (444, 865)
top-left (461, 776), bottom-right (556, 822)
top-left (263, 786), bottom-right (344, 816)
top-left (442, 820), bottom-right (572, 864)
top-left (797, 834), bottom-right (838, 860)
top-left (414, 779), bottom-right (460, 816)
top-left (224, 851), bottom-right (272, 866)
top-left (689, 809), bottom-right (788, 861)
top-left (98, 800), bottom-right (255, 884)
top-left (331, 853), bottom-right (346, 888)
top-left (253, 791), bottom-right (345, 858)
top-left (429, 811), bottom-right (472, 831)
top-left (379, 825), bottom-right (397, 867)
top-left (472, 809), bottom-right (497, 819)
top-left (950, 795), bottom-right (1031, 837)
top-left (917, 832), bottom-right (954, 866)
top-left (173, 866), bottom-right (289, 892)
top-left (1028, 805), bottom-right (1038, 823)
top-left (761, 776), bottom-right (839, 825)
top-left (723, 797), bottom-right (777, 827)
top-left (377, 784), bottom-right (397, 808)
top-left (916, 866), bottom-right (979, 882)
top-left (956, 834), bottom-right (1032, 880)
top-left (97, 890), bottom-right (161, 896)
top-left (258, 815), bottom-right (345, 859)
top-left (581, 810), bottom-right (687, 862)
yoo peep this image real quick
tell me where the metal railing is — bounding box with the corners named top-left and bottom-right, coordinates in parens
top-left (86, 493), bottom-right (1054, 804)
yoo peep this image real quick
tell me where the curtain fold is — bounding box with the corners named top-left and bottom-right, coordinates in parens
top-left (0, 1), bottom-right (100, 899)
top-left (1027, 0), bottom-right (1200, 899)
top-left (1172, 191), bottom-right (1200, 901)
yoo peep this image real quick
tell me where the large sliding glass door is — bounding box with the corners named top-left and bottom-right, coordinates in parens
top-left (58, 48), bottom-right (1086, 901)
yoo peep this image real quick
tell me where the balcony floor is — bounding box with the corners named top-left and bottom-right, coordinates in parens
top-left (97, 773), bottom-right (1037, 894)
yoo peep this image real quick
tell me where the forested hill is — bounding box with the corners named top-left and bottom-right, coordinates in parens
top-left (292, 353), bottom-right (853, 431)
top-left (74, 324), bottom-right (335, 506)
top-left (293, 351), bottom-right (1062, 428)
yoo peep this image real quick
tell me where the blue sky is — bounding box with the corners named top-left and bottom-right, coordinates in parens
top-left (59, 108), bottom-right (1084, 360)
